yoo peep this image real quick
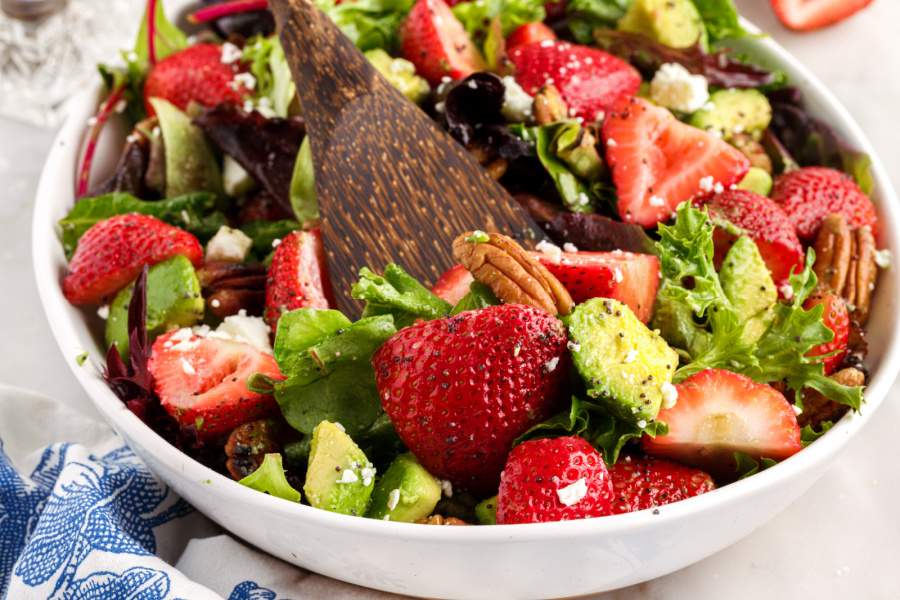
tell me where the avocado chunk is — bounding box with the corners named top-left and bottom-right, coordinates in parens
top-left (105, 255), bottom-right (204, 357)
top-left (150, 97), bottom-right (224, 199)
top-left (223, 154), bottom-right (256, 198)
top-left (366, 453), bottom-right (441, 522)
top-left (365, 49), bottom-right (430, 105)
top-left (737, 167), bottom-right (774, 196)
top-left (690, 89), bottom-right (772, 141)
top-left (304, 421), bottom-right (375, 516)
top-left (618, 0), bottom-right (705, 49)
top-left (475, 495), bottom-right (498, 525)
top-left (719, 237), bottom-right (777, 344)
top-left (568, 299), bottom-right (679, 425)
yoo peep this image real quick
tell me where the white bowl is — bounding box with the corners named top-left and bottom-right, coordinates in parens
top-left (32, 22), bottom-right (900, 599)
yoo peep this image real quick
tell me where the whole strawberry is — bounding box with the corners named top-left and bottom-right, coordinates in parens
top-left (373, 304), bottom-right (569, 494)
top-left (510, 41), bottom-right (641, 122)
top-left (608, 455), bottom-right (715, 515)
top-left (264, 229), bottom-right (334, 325)
top-left (63, 214), bottom-right (202, 305)
top-left (497, 436), bottom-right (614, 524)
top-left (804, 293), bottom-right (850, 374)
top-left (144, 43), bottom-right (250, 116)
top-left (772, 167), bottom-right (878, 241)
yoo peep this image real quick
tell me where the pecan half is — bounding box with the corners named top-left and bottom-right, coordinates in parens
top-left (797, 367), bottom-right (864, 430)
top-left (812, 214), bottom-right (877, 323)
top-left (453, 232), bottom-right (573, 315)
top-left (225, 419), bottom-right (283, 480)
top-left (198, 261), bottom-right (267, 318)
top-left (533, 84), bottom-right (568, 125)
top-left (467, 144), bottom-right (509, 181)
top-left (416, 515), bottom-right (469, 525)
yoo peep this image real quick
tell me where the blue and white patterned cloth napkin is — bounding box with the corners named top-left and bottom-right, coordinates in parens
top-left (0, 385), bottom-right (397, 600)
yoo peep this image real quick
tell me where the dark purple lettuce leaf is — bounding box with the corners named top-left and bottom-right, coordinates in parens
top-left (767, 87), bottom-right (874, 193)
top-left (516, 194), bottom-right (657, 254)
top-left (194, 103), bottom-right (305, 216)
top-left (593, 29), bottom-right (777, 89)
top-left (104, 266), bottom-right (154, 415)
top-left (88, 133), bottom-right (151, 198)
top-left (443, 72), bottom-right (532, 161)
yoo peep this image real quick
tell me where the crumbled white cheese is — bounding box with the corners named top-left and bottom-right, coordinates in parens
top-left (230, 72), bottom-right (256, 91)
top-left (623, 349), bottom-right (638, 364)
top-left (387, 488), bottom-right (401, 511)
top-left (180, 357), bottom-right (196, 376)
top-left (169, 328), bottom-right (200, 352)
top-left (567, 341), bottom-right (581, 352)
top-left (792, 404), bottom-right (803, 415)
top-left (661, 382), bottom-right (678, 409)
top-left (334, 422), bottom-right (346, 432)
top-left (500, 76), bottom-right (534, 122)
top-left (699, 175), bottom-right (715, 193)
top-left (97, 305), bottom-right (109, 320)
top-left (536, 240), bottom-right (563, 263)
top-left (875, 248), bottom-right (892, 269)
top-left (205, 226), bottom-right (253, 263)
top-left (779, 283), bottom-right (794, 300)
top-left (649, 195), bottom-right (666, 208)
top-left (338, 469), bottom-right (359, 484)
top-left (440, 479), bottom-right (453, 498)
top-left (563, 242), bottom-right (578, 253)
top-left (220, 42), bottom-right (243, 64)
top-left (544, 357), bottom-right (560, 373)
top-left (213, 310), bottom-right (272, 353)
top-left (360, 463), bottom-right (376, 487)
top-left (272, 238), bottom-right (282, 249)
top-left (649, 63), bottom-right (710, 114)
top-left (556, 478), bottom-right (587, 507)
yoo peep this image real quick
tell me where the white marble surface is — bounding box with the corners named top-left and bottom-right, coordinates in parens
top-left (1, 2), bottom-right (899, 597)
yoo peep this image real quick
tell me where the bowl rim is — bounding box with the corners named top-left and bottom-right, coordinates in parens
top-left (31, 20), bottom-right (900, 542)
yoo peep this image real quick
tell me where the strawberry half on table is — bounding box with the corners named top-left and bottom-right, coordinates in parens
top-left (643, 369), bottom-right (802, 476)
top-left (608, 455), bottom-right (715, 515)
top-left (149, 329), bottom-right (282, 441)
top-left (602, 97), bottom-right (750, 228)
top-left (770, 0), bottom-right (873, 32)
top-left (399, 0), bottom-right (486, 86)
top-left (144, 43), bottom-right (251, 116)
top-left (373, 303), bottom-right (569, 495)
top-left (264, 229), bottom-right (333, 326)
top-left (497, 436), bottom-right (615, 524)
top-left (510, 40), bottom-right (641, 122)
top-left (63, 214), bottom-right (203, 306)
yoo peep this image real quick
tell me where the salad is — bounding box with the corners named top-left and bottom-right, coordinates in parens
top-left (59, 0), bottom-right (887, 525)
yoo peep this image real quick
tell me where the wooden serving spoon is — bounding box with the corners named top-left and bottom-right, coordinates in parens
top-left (270, 0), bottom-right (542, 315)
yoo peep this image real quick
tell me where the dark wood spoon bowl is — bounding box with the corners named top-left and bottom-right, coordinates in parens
top-left (270, 0), bottom-right (542, 314)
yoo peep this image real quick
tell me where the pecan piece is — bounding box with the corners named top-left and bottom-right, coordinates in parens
top-left (846, 226), bottom-right (877, 323)
top-left (225, 419), bottom-right (282, 480)
top-left (467, 144), bottom-right (509, 181)
top-left (812, 214), bottom-right (877, 323)
top-left (533, 84), bottom-right (568, 125)
top-left (452, 232), bottom-right (573, 315)
top-left (416, 515), bottom-right (469, 525)
top-left (813, 214), bottom-right (852, 294)
top-left (797, 367), bottom-right (864, 430)
top-left (198, 261), bottom-right (267, 318)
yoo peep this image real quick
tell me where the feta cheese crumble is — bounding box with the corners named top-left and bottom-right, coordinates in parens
top-left (536, 240), bottom-right (563, 263)
top-left (96, 305), bottom-right (109, 320)
top-left (661, 382), bottom-right (678, 409)
top-left (543, 357), bottom-right (560, 373)
top-left (440, 479), bottom-right (454, 498)
top-left (212, 310), bottom-right (272, 353)
top-left (699, 175), bottom-right (715, 193)
top-left (556, 478), bottom-right (587, 507)
top-left (180, 358), bottom-right (195, 375)
top-left (387, 488), bottom-right (401, 511)
top-left (205, 226), bottom-right (253, 263)
top-left (623, 349), bottom-right (638, 364)
top-left (875, 248), bottom-right (892, 269)
top-left (230, 72), bottom-right (256, 91)
top-left (563, 242), bottom-right (578, 253)
top-left (337, 469), bottom-right (359, 484)
top-left (501, 76), bottom-right (534, 122)
top-left (220, 42), bottom-right (243, 64)
top-left (779, 283), bottom-right (794, 300)
top-left (649, 63), bottom-right (710, 114)
top-left (361, 464), bottom-right (377, 487)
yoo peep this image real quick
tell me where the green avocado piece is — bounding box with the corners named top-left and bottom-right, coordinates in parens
top-left (719, 236), bottom-right (777, 344)
top-left (105, 255), bottom-right (204, 357)
top-left (366, 453), bottom-right (441, 522)
top-left (568, 299), bottom-right (679, 426)
top-left (304, 421), bottom-right (375, 516)
top-left (150, 97), bottom-right (224, 199)
top-left (690, 89), bottom-right (772, 141)
top-left (651, 293), bottom-right (711, 358)
top-left (618, 0), bottom-right (706, 49)
top-left (737, 167), bottom-right (774, 196)
top-left (475, 495), bottom-right (498, 525)
top-left (365, 49), bottom-right (430, 105)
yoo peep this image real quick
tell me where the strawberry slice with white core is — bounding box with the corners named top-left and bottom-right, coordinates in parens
top-left (602, 96), bottom-right (750, 228)
top-left (431, 264), bottom-right (474, 305)
top-left (643, 369), bottom-right (802, 475)
top-left (534, 250), bottom-right (659, 323)
top-left (149, 329), bottom-right (282, 440)
top-left (400, 0), bottom-right (486, 85)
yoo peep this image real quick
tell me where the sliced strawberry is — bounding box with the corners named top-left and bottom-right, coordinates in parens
top-left (264, 229), bottom-right (333, 326)
top-left (704, 189), bottom-right (804, 285)
top-left (510, 41), bottom-right (641, 122)
top-left (643, 369), bottom-right (802, 475)
top-left (805, 293), bottom-right (850, 375)
top-left (144, 43), bottom-right (249, 116)
top-left (771, 167), bottom-right (878, 242)
top-left (399, 0), bottom-right (486, 86)
top-left (771, 0), bottom-right (874, 31)
top-left (602, 97), bottom-right (750, 228)
top-left (431, 264), bottom-right (474, 305)
top-left (63, 214), bottom-right (202, 306)
top-left (506, 22), bottom-right (556, 50)
top-left (534, 250), bottom-right (659, 323)
top-left (149, 329), bottom-right (283, 440)
top-left (608, 455), bottom-right (715, 514)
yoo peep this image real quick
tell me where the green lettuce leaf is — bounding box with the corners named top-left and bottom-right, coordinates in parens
top-left (289, 137), bottom-right (318, 225)
top-left (59, 192), bottom-right (221, 257)
top-left (801, 420), bottom-right (834, 447)
top-left (239, 453), bottom-right (302, 502)
top-left (315, 0), bottom-right (415, 52)
top-left (351, 264), bottom-right (452, 328)
top-left (733, 452), bottom-right (778, 480)
top-left (273, 308), bottom-right (353, 374)
top-left (565, 0), bottom-right (629, 44)
top-left (690, 0), bottom-right (747, 43)
top-left (243, 36), bottom-right (297, 118)
top-left (239, 219), bottom-right (301, 260)
top-left (451, 282), bottom-right (499, 315)
top-left (453, 0), bottom-right (545, 39)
